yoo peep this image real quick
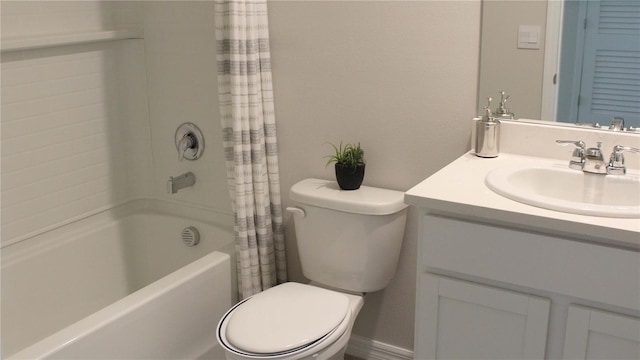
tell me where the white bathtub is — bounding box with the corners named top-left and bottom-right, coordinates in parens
top-left (1, 200), bottom-right (236, 359)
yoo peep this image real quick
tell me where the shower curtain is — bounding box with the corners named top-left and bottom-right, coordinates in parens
top-left (214, 0), bottom-right (287, 299)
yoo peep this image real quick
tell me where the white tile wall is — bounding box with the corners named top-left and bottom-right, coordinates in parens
top-left (0, 0), bottom-right (232, 247)
top-left (1, 2), bottom-right (151, 246)
top-left (141, 1), bottom-right (231, 212)
top-left (1, 1), bottom-right (141, 39)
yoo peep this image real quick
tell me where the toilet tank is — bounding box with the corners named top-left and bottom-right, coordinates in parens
top-left (288, 179), bottom-right (408, 293)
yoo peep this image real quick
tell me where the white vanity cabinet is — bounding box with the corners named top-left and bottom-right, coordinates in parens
top-left (563, 306), bottom-right (640, 359)
top-left (406, 122), bottom-right (640, 360)
top-left (413, 214), bottom-right (640, 360)
top-left (417, 274), bottom-right (550, 359)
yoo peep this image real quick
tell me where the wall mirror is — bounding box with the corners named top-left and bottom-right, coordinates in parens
top-left (478, 0), bottom-right (640, 129)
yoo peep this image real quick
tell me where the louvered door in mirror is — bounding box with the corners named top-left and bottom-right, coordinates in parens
top-left (576, 0), bottom-right (640, 126)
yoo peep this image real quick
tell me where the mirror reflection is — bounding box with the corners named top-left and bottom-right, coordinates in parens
top-left (478, 0), bottom-right (640, 128)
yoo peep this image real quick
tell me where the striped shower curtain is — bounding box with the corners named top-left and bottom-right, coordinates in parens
top-left (214, 0), bottom-right (287, 299)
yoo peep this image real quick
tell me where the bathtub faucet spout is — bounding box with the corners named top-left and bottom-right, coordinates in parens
top-left (168, 172), bottom-right (195, 194)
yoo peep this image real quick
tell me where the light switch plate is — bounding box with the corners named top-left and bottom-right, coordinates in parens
top-left (518, 25), bottom-right (541, 49)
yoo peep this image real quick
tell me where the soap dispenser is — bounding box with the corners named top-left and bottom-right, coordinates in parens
top-left (475, 97), bottom-right (501, 158)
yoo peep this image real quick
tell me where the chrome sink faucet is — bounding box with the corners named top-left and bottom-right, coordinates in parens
top-left (555, 140), bottom-right (585, 170)
top-left (583, 142), bottom-right (607, 174)
top-left (557, 140), bottom-right (640, 175)
top-left (607, 145), bottom-right (640, 175)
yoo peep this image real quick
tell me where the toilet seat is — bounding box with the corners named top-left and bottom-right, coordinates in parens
top-left (217, 283), bottom-right (353, 359)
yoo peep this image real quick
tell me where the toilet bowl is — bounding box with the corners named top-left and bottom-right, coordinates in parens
top-left (216, 179), bottom-right (408, 360)
top-left (217, 283), bottom-right (363, 360)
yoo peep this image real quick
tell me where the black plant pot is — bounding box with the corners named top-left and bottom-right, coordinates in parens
top-left (335, 163), bottom-right (365, 190)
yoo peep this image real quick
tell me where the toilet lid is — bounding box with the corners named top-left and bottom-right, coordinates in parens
top-left (225, 283), bottom-right (350, 355)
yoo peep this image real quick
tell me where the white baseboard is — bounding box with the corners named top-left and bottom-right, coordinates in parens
top-left (346, 334), bottom-right (413, 360)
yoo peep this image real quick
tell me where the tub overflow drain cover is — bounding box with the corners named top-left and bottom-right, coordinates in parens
top-left (181, 226), bottom-right (200, 247)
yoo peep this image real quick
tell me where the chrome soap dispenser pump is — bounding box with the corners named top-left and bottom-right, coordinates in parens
top-left (475, 97), bottom-right (501, 158)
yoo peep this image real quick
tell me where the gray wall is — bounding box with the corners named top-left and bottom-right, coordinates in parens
top-left (268, 0), bottom-right (481, 350)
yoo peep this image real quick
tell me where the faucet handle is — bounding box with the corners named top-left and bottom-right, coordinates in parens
top-left (607, 145), bottom-right (640, 175)
top-left (178, 133), bottom-right (195, 162)
top-left (556, 140), bottom-right (585, 148)
top-left (556, 140), bottom-right (585, 170)
top-left (613, 145), bottom-right (640, 153)
top-left (175, 123), bottom-right (205, 162)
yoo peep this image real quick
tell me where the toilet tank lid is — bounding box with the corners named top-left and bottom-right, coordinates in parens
top-left (290, 178), bottom-right (408, 215)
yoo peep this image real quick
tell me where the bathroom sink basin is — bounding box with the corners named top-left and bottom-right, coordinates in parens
top-left (485, 165), bottom-right (640, 218)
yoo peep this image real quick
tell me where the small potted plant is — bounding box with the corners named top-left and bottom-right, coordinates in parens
top-left (326, 142), bottom-right (365, 190)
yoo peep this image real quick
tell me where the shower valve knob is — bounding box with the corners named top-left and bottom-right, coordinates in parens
top-left (175, 123), bottom-right (205, 161)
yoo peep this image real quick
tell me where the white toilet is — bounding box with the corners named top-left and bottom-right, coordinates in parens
top-left (216, 178), bottom-right (408, 360)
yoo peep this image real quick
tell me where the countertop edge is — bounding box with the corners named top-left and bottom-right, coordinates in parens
top-left (404, 152), bottom-right (640, 250)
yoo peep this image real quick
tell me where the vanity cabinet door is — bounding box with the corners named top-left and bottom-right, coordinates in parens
top-left (563, 305), bottom-right (640, 359)
top-left (416, 274), bottom-right (550, 360)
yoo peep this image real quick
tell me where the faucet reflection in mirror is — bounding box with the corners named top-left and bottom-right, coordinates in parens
top-left (494, 90), bottom-right (514, 120)
top-left (573, 116), bottom-right (639, 133)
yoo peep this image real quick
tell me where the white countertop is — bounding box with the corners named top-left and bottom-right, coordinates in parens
top-left (405, 152), bottom-right (640, 249)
